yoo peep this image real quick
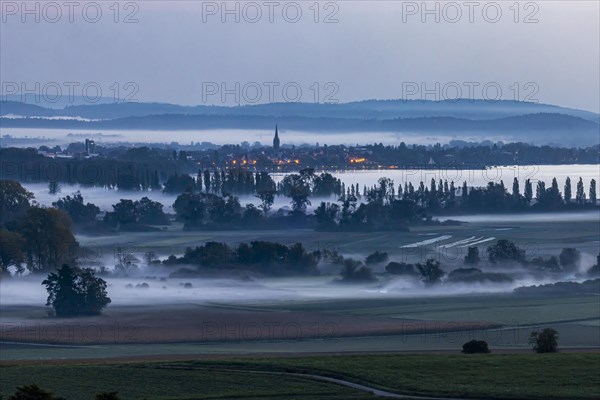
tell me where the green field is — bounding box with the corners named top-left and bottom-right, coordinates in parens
top-left (1, 353), bottom-right (599, 400)
top-left (252, 293), bottom-right (600, 326)
top-left (2, 215), bottom-right (598, 399)
top-left (1, 293), bottom-right (598, 361)
top-left (78, 214), bottom-right (600, 267)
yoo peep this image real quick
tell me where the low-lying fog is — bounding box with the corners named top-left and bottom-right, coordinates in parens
top-left (1, 257), bottom-right (594, 308)
top-left (1, 127), bottom-right (496, 147)
top-left (442, 211), bottom-right (600, 224)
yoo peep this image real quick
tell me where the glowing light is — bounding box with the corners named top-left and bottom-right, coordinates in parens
top-left (349, 157), bottom-right (366, 163)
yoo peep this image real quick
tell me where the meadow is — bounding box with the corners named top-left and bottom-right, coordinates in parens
top-left (1, 200), bottom-right (598, 400)
top-left (74, 212), bottom-right (600, 268)
top-left (1, 292), bottom-right (598, 362)
top-left (1, 353), bottom-right (599, 399)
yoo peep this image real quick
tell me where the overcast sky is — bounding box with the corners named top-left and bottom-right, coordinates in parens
top-left (1, 1), bottom-right (599, 112)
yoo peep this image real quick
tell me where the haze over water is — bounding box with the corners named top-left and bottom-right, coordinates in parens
top-left (0, 128), bottom-right (515, 147)
top-left (23, 164), bottom-right (600, 213)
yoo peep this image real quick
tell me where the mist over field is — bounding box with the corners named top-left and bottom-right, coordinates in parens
top-left (1, 2), bottom-right (599, 399)
top-left (2, 241), bottom-right (596, 308)
top-left (2, 164), bottom-right (595, 310)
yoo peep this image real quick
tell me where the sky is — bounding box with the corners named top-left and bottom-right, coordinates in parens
top-left (1, 1), bottom-right (599, 112)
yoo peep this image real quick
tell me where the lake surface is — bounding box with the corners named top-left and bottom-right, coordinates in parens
top-left (22, 164), bottom-right (600, 212)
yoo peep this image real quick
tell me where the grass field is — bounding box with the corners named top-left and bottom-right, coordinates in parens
top-left (1, 353), bottom-right (599, 399)
top-left (1, 293), bottom-right (598, 361)
top-left (254, 293), bottom-right (600, 326)
top-left (1, 215), bottom-right (598, 398)
top-left (77, 214), bottom-right (600, 267)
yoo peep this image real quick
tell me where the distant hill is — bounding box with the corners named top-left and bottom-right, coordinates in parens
top-left (1, 99), bottom-right (598, 146)
top-left (2, 99), bottom-right (599, 121)
top-left (2, 112), bottom-right (598, 146)
top-left (0, 101), bottom-right (56, 117)
top-left (1, 95), bottom-right (120, 109)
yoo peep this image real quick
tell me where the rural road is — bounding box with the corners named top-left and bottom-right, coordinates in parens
top-left (215, 368), bottom-right (477, 399)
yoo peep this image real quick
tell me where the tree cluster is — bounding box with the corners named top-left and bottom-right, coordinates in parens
top-left (1, 181), bottom-right (78, 274)
top-left (164, 241), bottom-right (321, 276)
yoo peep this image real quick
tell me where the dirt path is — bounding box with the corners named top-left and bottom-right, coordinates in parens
top-left (214, 368), bottom-right (476, 399)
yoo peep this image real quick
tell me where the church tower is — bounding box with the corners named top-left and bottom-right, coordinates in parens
top-left (273, 124), bottom-right (280, 149)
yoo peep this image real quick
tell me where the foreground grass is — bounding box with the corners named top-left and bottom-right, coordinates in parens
top-left (0, 364), bottom-right (369, 400)
top-left (247, 353), bottom-right (600, 399)
top-left (1, 353), bottom-right (599, 399)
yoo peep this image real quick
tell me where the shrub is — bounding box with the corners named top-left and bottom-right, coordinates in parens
top-left (462, 340), bottom-right (490, 354)
top-left (340, 259), bottom-right (376, 283)
top-left (415, 259), bottom-right (445, 285)
top-left (487, 239), bottom-right (525, 264)
top-left (385, 262), bottom-right (418, 276)
top-left (447, 268), bottom-right (513, 283)
top-left (529, 328), bottom-right (559, 353)
top-left (365, 251), bottom-right (389, 265)
top-left (464, 246), bottom-right (481, 265)
top-left (559, 248), bottom-right (581, 271)
top-left (8, 385), bottom-right (64, 400)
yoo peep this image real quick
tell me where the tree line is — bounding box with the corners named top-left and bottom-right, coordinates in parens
top-left (2, 174), bottom-right (599, 274)
top-left (314, 176), bottom-right (597, 231)
top-left (3, 141), bottom-right (598, 190)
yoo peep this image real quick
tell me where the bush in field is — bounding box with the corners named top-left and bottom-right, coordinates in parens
top-left (177, 241), bottom-right (320, 275)
top-left (8, 385), bottom-right (64, 400)
top-left (514, 279), bottom-right (599, 295)
top-left (529, 328), bottom-right (559, 353)
top-left (559, 248), bottom-right (581, 271)
top-left (365, 251), bottom-right (389, 265)
top-left (385, 262), bottom-right (418, 277)
top-left (340, 259), bottom-right (376, 283)
top-left (447, 268), bottom-right (513, 284)
top-left (487, 239), bottom-right (525, 264)
top-left (415, 259), bottom-right (445, 285)
top-left (321, 248), bottom-right (345, 264)
top-left (42, 264), bottom-right (111, 317)
top-left (464, 246), bottom-right (481, 265)
top-left (462, 340), bottom-right (490, 354)
top-left (528, 256), bottom-right (561, 271)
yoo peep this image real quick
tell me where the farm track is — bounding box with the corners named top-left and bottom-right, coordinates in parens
top-left (166, 366), bottom-right (479, 399)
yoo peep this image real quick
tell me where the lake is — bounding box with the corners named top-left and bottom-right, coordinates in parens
top-left (22, 164), bottom-right (600, 212)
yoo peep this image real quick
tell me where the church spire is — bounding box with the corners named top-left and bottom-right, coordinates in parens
top-left (273, 124), bottom-right (280, 149)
